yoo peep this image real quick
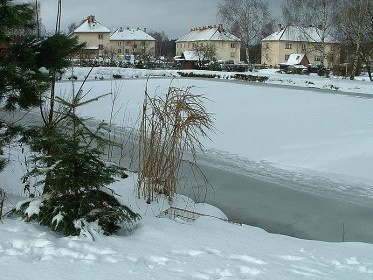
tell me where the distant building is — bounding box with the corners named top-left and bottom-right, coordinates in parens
top-left (261, 25), bottom-right (340, 68)
top-left (70, 15), bottom-right (156, 61)
top-left (176, 25), bottom-right (241, 66)
top-left (109, 27), bottom-right (156, 60)
top-left (70, 15), bottom-right (111, 59)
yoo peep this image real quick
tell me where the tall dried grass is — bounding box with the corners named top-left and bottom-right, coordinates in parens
top-left (137, 85), bottom-right (214, 203)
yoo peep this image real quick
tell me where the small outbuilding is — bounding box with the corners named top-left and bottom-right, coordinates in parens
top-left (174, 50), bottom-right (200, 69)
top-left (279, 53), bottom-right (309, 70)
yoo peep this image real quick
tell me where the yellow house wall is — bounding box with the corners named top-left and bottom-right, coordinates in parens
top-left (176, 40), bottom-right (241, 63)
top-left (109, 40), bottom-right (156, 56)
top-left (261, 40), bottom-right (340, 68)
top-left (74, 32), bottom-right (110, 57)
top-left (75, 32), bottom-right (110, 49)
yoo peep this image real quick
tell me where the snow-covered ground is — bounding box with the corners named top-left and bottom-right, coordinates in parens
top-left (2, 67), bottom-right (373, 279)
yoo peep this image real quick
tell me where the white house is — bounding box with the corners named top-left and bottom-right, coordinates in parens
top-left (176, 25), bottom-right (241, 65)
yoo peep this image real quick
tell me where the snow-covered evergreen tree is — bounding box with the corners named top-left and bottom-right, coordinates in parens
top-left (13, 89), bottom-right (141, 236)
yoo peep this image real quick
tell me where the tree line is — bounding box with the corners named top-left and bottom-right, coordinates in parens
top-left (218, 0), bottom-right (373, 79)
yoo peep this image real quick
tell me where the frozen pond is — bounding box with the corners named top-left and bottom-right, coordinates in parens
top-left (6, 75), bottom-right (373, 243)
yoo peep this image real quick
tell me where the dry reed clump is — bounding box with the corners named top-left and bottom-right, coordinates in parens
top-left (137, 85), bottom-right (214, 203)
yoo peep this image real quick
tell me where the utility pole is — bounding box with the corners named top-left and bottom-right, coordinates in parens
top-left (35, 0), bottom-right (40, 37)
top-left (55, 0), bottom-right (62, 34)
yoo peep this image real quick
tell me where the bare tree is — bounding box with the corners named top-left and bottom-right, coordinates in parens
top-left (218, 0), bottom-right (272, 64)
top-left (336, 0), bottom-right (373, 80)
top-left (192, 43), bottom-right (217, 68)
top-left (148, 30), bottom-right (176, 60)
top-left (67, 22), bottom-right (77, 34)
top-left (282, 0), bottom-right (340, 66)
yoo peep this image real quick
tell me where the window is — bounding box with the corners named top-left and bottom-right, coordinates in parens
top-left (331, 45), bottom-right (335, 51)
top-left (302, 44), bottom-right (306, 50)
top-left (98, 44), bottom-right (103, 50)
top-left (230, 52), bottom-right (235, 58)
top-left (98, 34), bottom-right (103, 40)
top-left (118, 42), bottom-right (122, 46)
top-left (118, 49), bottom-right (122, 53)
top-left (231, 43), bottom-right (236, 48)
top-left (125, 49), bottom-right (129, 53)
top-left (315, 56), bottom-right (322, 61)
top-left (285, 54), bottom-right (290, 60)
top-left (285, 43), bottom-right (292, 49)
top-left (133, 44), bottom-right (137, 49)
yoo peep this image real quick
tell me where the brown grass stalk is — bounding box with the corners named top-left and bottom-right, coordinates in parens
top-left (137, 84), bottom-right (213, 203)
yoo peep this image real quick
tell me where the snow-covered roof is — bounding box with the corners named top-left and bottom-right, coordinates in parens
top-left (177, 25), bottom-right (240, 43)
top-left (73, 15), bottom-right (110, 33)
top-left (84, 46), bottom-right (99, 50)
top-left (281, 53), bottom-right (307, 66)
top-left (174, 51), bottom-right (200, 61)
top-left (183, 51), bottom-right (199, 61)
top-left (262, 25), bottom-right (338, 43)
top-left (110, 28), bottom-right (155, 41)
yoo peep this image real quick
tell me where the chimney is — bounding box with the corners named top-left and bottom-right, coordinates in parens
top-left (277, 24), bottom-right (282, 32)
top-left (87, 15), bottom-right (95, 24)
top-left (119, 27), bottom-right (123, 32)
top-left (143, 27), bottom-right (147, 33)
top-left (218, 24), bottom-right (223, 32)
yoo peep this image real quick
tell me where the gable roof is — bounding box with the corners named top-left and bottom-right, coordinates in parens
top-left (280, 53), bottom-right (309, 66)
top-left (110, 28), bottom-right (155, 41)
top-left (176, 25), bottom-right (240, 43)
top-left (262, 25), bottom-right (338, 43)
top-left (73, 15), bottom-right (110, 33)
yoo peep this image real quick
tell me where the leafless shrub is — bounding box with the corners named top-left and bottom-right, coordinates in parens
top-left (137, 85), bottom-right (214, 203)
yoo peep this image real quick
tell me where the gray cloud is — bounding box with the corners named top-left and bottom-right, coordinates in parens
top-left (38, 0), bottom-right (284, 39)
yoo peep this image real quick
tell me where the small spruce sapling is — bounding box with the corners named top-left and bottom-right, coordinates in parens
top-left (12, 87), bottom-right (140, 236)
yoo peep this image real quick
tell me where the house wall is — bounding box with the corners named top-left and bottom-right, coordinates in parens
top-left (74, 32), bottom-right (110, 57)
top-left (109, 40), bottom-right (155, 57)
top-left (261, 40), bottom-right (340, 68)
top-left (176, 40), bottom-right (241, 63)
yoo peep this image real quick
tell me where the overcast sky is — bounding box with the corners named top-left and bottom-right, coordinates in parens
top-left (37, 0), bottom-right (285, 39)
